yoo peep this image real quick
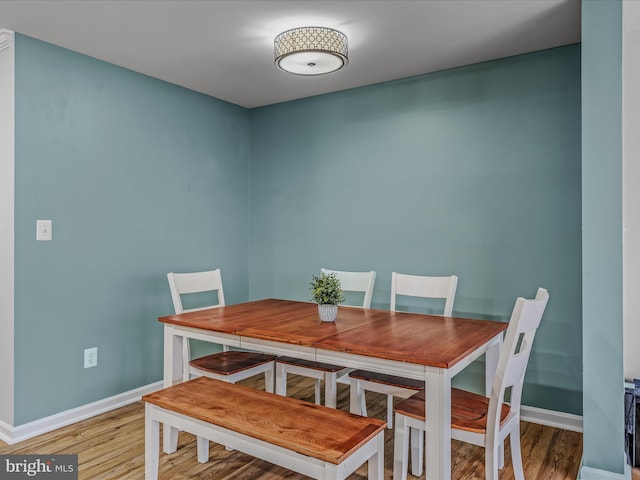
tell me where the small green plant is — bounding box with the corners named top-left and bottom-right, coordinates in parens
top-left (310, 272), bottom-right (345, 305)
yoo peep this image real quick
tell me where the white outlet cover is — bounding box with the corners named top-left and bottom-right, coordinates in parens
top-left (84, 347), bottom-right (98, 368)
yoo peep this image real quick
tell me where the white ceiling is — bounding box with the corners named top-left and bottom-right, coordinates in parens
top-left (0, 0), bottom-right (581, 108)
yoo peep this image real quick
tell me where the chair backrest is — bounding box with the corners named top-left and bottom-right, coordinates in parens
top-left (488, 288), bottom-right (549, 434)
top-left (390, 272), bottom-right (458, 316)
top-left (167, 269), bottom-right (226, 314)
top-left (320, 268), bottom-right (376, 308)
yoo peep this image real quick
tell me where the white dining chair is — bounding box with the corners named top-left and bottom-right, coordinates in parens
top-left (167, 268), bottom-right (275, 391)
top-left (392, 288), bottom-right (549, 480)
top-left (349, 272), bottom-right (458, 428)
top-left (275, 268), bottom-right (376, 408)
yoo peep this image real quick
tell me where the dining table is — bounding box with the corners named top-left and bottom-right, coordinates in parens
top-left (158, 298), bottom-right (508, 480)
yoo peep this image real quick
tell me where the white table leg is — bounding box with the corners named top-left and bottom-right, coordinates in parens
top-left (424, 368), bottom-right (451, 480)
top-left (163, 325), bottom-right (183, 451)
top-left (484, 335), bottom-right (502, 397)
top-left (163, 325), bottom-right (183, 388)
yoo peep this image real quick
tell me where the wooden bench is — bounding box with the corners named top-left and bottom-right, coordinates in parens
top-left (142, 377), bottom-right (386, 480)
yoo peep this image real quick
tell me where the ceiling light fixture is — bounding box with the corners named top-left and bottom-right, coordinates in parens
top-left (274, 26), bottom-right (348, 76)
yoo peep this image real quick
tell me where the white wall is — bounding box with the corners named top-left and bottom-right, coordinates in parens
top-left (624, 1), bottom-right (640, 381)
top-left (0, 28), bottom-right (15, 427)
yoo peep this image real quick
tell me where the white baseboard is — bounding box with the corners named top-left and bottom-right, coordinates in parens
top-left (521, 404), bottom-right (583, 432)
top-left (0, 419), bottom-right (12, 445)
top-left (580, 464), bottom-right (631, 479)
top-left (0, 381), bottom-right (163, 445)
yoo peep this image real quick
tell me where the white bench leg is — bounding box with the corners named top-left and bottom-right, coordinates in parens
top-left (163, 424), bottom-right (179, 454)
top-left (197, 436), bottom-right (209, 463)
top-left (148, 401), bottom-right (383, 480)
top-left (145, 406), bottom-right (160, 480)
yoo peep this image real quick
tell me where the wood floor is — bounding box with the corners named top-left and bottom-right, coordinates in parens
top-left (0, 376), bottom-right (583, 479)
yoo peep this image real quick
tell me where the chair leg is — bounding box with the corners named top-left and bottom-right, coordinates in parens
top-left (361, 389), bottom-right (368, 417)
top-left (350, 378), bottom-right (364, 415)
top-left (485, 438), bottom-right (500, 480)
top-left (314, 379), bottom-right (321, 405)
top-left (392, 413), bottom-right (409, 480)
top-left (510, 425), bottom-right (525, 480)
top-left (324, 372), bottom-right (337, 409)
top-left (275, 363), bottom-right (286, 396)
top-left (386, 394), bottom-right (394, 429)
top-left (264, 364), bottom-right (275, 393)
top-left (410, 427), bottom-right (424, 476)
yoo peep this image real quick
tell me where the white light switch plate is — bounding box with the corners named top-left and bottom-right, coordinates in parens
top-left (36, 220), bottom-right (52, 241)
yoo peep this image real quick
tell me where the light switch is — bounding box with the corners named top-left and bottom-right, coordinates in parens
top-left (36, 220), bottom-right (52, 241)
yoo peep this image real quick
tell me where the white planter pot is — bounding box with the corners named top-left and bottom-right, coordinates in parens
top-left (318, 304), bottom-right (338, 322)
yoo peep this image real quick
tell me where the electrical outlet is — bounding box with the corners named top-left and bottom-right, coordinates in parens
top-left (84, 347), bottom-right (98, 368)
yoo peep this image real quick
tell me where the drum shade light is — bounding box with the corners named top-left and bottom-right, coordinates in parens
top-left (274, 27), bottom-right (348, 76)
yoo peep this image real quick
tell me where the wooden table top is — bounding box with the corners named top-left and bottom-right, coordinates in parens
top-left (158, 299), bottom-right (306, 334)
top-left (317, 311), bottom-right (507, 368)
top-left (159, 298), bottom-right (507, 369)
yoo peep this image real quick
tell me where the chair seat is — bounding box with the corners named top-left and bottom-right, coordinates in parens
top-left (277, 356), bottom-right (347, 373)
top-left (190, 351), bottom-right (275, 375)
top-left (349, 370), bottom-right (425, 390)
top-left (394, 388), bottom-right (511, 433)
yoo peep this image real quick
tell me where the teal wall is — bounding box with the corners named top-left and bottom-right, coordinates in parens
top-left (11, 35), bottom-right (584, 425)
top-left (250, 45), bottom-right (583, 414)
top-left (13, 35), bottom-right (251, 425)
top-left (581, 0), bottom-right (624, 475)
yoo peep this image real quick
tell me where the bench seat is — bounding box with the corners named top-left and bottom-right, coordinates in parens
top-left (143, 377), bottom-right (386, 479)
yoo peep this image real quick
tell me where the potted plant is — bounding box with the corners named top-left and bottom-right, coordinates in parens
top-left (310, 271), bottom-right (345, 322)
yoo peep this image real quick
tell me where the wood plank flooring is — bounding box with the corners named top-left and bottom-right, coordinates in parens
top-left (0, 376), bottom-right (583, 479)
